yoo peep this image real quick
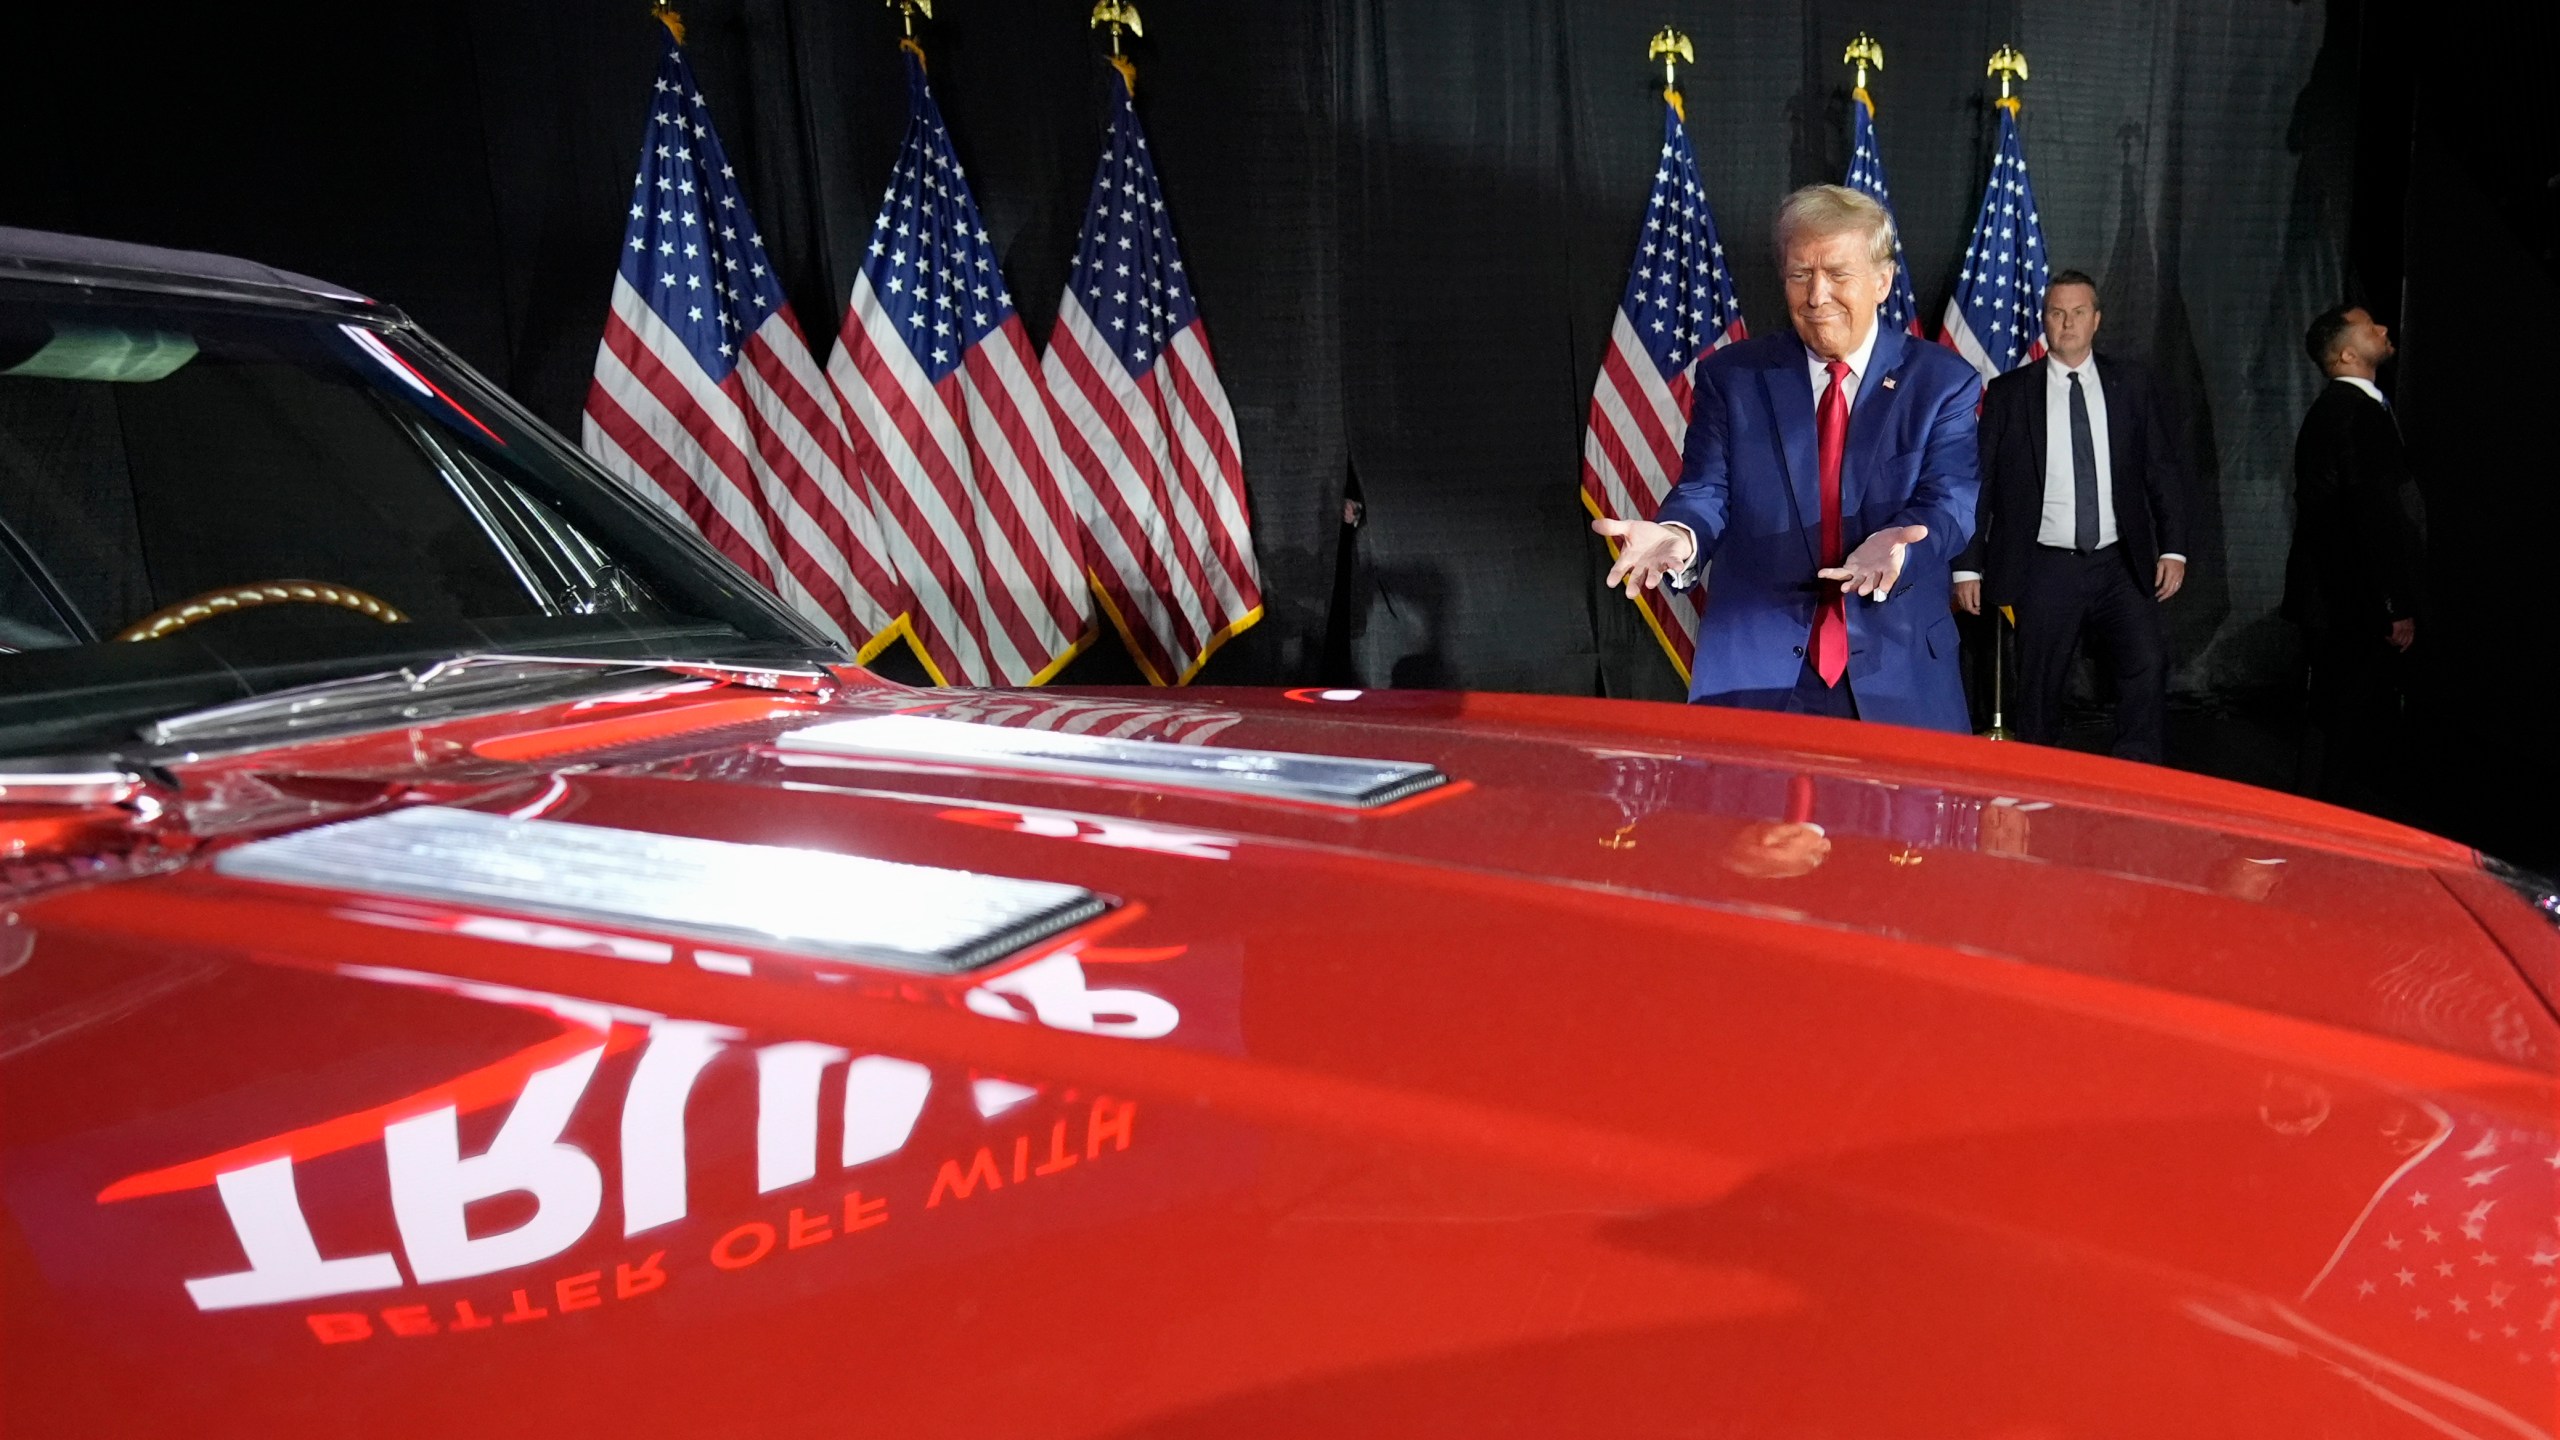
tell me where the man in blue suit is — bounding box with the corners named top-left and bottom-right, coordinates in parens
top-left (1593, 185), bottom-right (1981, 732)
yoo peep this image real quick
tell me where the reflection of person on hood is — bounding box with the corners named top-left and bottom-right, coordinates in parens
top-left (1711, 769), bottom-right (2038, 878)
top-left (1722, 774), bottom-right (1832, 879)
top-left (1724, 819), bottom-right (1832, 879)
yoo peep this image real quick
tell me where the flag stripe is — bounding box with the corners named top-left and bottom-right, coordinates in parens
top-left (1154, 337), bottom-right (1262, 608)
top-left (1598, 337), bottom-right (1683, 483)
top-left (582, 37), bottom-right (901, 656)
top-left (1137, 368), bottom-right (1236, 616)
top-left (595, 311), bottom-right (789, 584)
top-left (1040, 67), bottom-right (1262, 686)
top-left (943, 363), bottom-right (1061, 661)
top-left (962, 325), bottom-right (1099, 634)
top-left (582, 384), bottom-right (782, 594)
top-left (1605, 312), bottom-right (1688, 461)
top-left (834, 287), bottom-right (1019, 683)
top-left (738, 314), bottom-right (907, 624)
top-left (828, 53), bottom-right (1093, 687)
top-left (1579, 95), bottom-right (1741, 682)
top-left (604, 295), bottom-right (868, 638)
top-left (1047, 304), bottom-right (1212, 675)
top-left (1057, 310), bottom-right (1223, 635)
top-left (836, 320), bottom-right (1007, 682)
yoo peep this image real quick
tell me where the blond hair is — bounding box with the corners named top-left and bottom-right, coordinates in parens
top-left (1773, 184), bottom-right (1897, 267)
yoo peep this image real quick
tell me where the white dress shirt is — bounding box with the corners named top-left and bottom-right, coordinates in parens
top-left (1806, 320), bottom-right (1880, 415)
top-left (1951, 353), bottom-right (2181, 583)
top-left (1662, 323), bottom-right (1882, 576)
top-left (2039, 354), bottom-right (2117, 550)
top-left (2335, 375), bottom-right (2386, 407)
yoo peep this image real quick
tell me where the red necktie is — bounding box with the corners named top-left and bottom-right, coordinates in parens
top-left (1784, 773), bottom-right (1817, 825)
top-left (1812, 359), bottom-right (1851, 687)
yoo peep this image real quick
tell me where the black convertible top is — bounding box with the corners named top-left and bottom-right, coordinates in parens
top-left (0, 226), bottom-right (374, 308)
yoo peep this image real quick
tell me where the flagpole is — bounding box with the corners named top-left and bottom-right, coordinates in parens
top-left (1976, 44), bottom-right (2029, 742)
top-left (1983, 609), bottom-right (2015, 740)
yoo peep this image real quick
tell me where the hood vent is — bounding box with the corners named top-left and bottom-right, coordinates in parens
top-left (214, 805), bottom-right (1107, 974)
top-left (776, 714), bottom-right (1447, 810)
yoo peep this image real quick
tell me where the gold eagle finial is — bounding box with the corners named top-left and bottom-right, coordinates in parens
top-left (1091, 0), bottom-right (1142, 50)
top-left (1988, 45), bottom-right (2029, 112)
top-left (1843, 32), bottom-right (1883, 94)
top-left (1648, 26), bottom-right (1695, 94)
top-left (887, 0), bottom-right (932, 39)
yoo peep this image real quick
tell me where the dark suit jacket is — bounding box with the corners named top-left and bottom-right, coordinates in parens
top-left (2283, 379), bottom-right (2426, 636)
top-left (1955, 352), bottom-right (2189, 609)
top-left (1655, 326), bottom-right (1981, 732)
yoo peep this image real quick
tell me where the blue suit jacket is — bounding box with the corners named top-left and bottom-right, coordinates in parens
top-left (1656, 326), bottom-right (1982, 732)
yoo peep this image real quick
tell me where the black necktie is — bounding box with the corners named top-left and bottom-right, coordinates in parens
top-left (2068, 371), bottom-right (2099, 552)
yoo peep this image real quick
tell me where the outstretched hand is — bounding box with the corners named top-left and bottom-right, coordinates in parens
top-left (1818, 524), bottom-right (1928, 599)
top-left (1592, 516), bottom-right (1695, 600)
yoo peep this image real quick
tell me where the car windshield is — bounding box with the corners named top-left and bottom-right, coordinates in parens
top-left (0, 278), bottom-right (824, 757)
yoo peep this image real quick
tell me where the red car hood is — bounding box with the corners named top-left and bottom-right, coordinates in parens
top-left (3, 674), bottom-right (2554, 1439)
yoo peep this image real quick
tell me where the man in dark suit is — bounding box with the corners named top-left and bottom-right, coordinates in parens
top-left (1592, 185), bottom-right (1980, 732)
top-left (1951, 271), bottom-right (2189, 762)
top-left (2285, 303), bottom-right (2424, 806)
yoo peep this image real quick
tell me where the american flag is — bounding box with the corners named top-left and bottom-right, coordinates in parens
top-left (583, 28), bottom-right (908, 657)
top-left (1579, 94), bottom-right (1745, 682)
top-left (827, 49), bottom-right (1094, 688)
top-left (1844, 88), bottom-right (1922, 336)
top-left (2284, 1106), bottom-right (2559, 1420)
top-left (1042, 64), bottom-right (1265, 687)
top-left (1939, 102), bottom-right (2048, 378)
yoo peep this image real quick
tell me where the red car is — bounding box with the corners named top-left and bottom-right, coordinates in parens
top-left (3, 228), bottom-right (2555, 1439)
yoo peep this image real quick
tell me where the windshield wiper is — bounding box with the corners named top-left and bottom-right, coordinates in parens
top-left (139, 652), bottom-right (835, 754)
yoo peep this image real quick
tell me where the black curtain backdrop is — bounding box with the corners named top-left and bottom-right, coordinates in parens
top-left (11, 1), bottom-right (2380, 702)
top-left (2386, 4), bottom-right (2560, 872)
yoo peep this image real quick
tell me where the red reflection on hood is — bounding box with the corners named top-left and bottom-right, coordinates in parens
top-left (97, 1020), bottom-right (646, 1204)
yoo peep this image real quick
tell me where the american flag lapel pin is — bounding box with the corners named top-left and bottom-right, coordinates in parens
top-left (1881, 375), bottom-right (1899, 390)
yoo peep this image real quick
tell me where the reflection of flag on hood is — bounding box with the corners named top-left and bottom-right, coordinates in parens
top-left (2272, 1104), bottom-right (2560, 1423)
top-left (827, 49), bottom-right (1094, 687)
top-left (1939, 103), bottom-right (2048, 378)
top-left (1843, 87), bottom-right (1922, 337)
top-left (583, 27), bottom-right (908, 657)
top-left (1578, 91), bottom-right (1745, 684)
top-left (1042, 63), bottom-right (1265, 687)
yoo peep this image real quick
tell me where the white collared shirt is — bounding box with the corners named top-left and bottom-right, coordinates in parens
top-left (1806, 320), bottom-right (1880, 414)
top-left (2039, 354), bottom-right (2117, 550)
top-left (1950, 352), bottom-right (2182, 583)
top-left (2335, 375), bottom-right (2387, 407)
top-left (1661, 322), bottom-right (1881, 582)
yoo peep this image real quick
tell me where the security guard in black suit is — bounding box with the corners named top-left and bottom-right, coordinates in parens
top-left (1954, 271), bottom-right (2190, 763)
top-left (2286, 303), bottom-right (2425, 806)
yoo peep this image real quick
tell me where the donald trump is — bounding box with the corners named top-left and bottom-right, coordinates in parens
top-left (1594, 185), bottom-right (1981, 731)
